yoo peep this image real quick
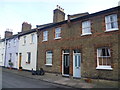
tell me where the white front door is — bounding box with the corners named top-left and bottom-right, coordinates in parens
top-left (73, 50), bottom-right (81, 78)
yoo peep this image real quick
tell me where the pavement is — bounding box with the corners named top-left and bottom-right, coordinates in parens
top-left (2, 67), bottom-right (119, 89)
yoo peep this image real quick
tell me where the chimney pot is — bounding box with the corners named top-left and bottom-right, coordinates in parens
top-left (118, 1), bottom-right (120, 6)
top-left (53, 5), bottom-right (65, 23)
top-left (22, 22), bottom-right (32, 32)
top-left (4, 30), bottom-right (13, 38)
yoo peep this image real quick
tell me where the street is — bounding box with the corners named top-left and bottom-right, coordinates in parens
top-left (2, 71), bottom-right (71, 88)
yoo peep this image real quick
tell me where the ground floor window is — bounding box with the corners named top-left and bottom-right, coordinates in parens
top-left (46, 51), bottom-right (53, 66)
top-left (26, 52), bottom-right (31, 64)
top-left (96, 47), bottom-right (112, 70)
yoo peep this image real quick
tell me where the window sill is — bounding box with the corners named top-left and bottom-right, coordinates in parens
top-left (26, 62), bottom-right (30, 64)
top-left (42, 40), bottom-right (48, 42)
top-left (105, 28), bottom-right (119, 32)
top-left (45, 64), bottom-right (52, 66)
top-left (96, 66), bottom-right (113, 70)
top-left (22, 44), bottom-right (25, 46)
top-left (81, 33), bottom-right (92, 36)
top-left (54, 37), bottom-right (61, 40)
top-left (30, 42), bottom-right (34, 44)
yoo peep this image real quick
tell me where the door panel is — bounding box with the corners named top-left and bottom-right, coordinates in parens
top-left (73, 53), bottom-right (81, 78)
top-left (19, 53), bottom-right (22, 68)
top-left (63, 54), bottom-right (69, 75)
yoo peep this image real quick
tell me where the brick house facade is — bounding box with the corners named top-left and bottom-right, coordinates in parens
top-left (37, 6), bottom-right (120, 80)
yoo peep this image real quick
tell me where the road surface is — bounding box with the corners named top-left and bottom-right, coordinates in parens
top-left (2, 71), bottom-right (71, 88)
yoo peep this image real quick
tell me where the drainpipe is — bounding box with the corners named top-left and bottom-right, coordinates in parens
top-left (36, 28), bottom-right (39, 70)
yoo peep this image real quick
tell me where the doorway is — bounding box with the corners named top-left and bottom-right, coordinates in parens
top-left (73, 50), bottom-right (81, 78)
top-left (19, 53), bottom-right (22, 69)
top-left (62, 50), bottom-right (70, 76)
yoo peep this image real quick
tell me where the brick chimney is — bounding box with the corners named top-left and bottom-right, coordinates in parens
top-left (22, 22), bottom-right (32, 32)
top-left (4, 30), bottom-right (13, 38)
top-left (53, 5), bottom-right (65, 23)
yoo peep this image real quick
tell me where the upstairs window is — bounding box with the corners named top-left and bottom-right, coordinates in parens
top-left (96, 47), bottom-right (112, 70)
top-left (31, 34), bottom-right (35, 43)
top-left (14, 39), bottom-right (16, 46)
top-left (55, 27), bottom-right (61, 39)
top-left (105, 14), bottom-right (118, 31)
top-left (46, 51), bottom-right (53, 66)
top-left (43, 31), bottom-right (48, 41)
top-left (8, 40), bottom-right (11, 47)
top-left (82, 21), bottom-right (91, 35)
top-left (23, 36), bottom-right (26, 45)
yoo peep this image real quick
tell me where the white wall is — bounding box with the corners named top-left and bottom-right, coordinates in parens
top-left (0, 40), bottom-right (5, 66)
top-left (5, 37), bottom-right (19, 69)
top-left (18, 32), bottom-right (37, 71)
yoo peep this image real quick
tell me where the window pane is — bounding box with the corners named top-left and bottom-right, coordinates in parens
top-left (99, 57), bottom-right (102, 65)
top-left (112, 14), bottom-right (117, 22)
top-left (82, 21), bottom-right (91, 34)
top-left (64, 50), bottom-right (70, 53)
top-left (74, 49), bottom-right (80, 53)
top-left (43, 31), bottom-right (48, 41)
top-left (75, 55), bottom-right (77, 67)
top-left (55, 28), bottom-right (61, 38)
top-left (107, 58), bottom-right (111, 65)
top-left (105, 14), bottom-right (118, 30)
top-left (78, 55), bottom-right (80, 67)
top-left (46, 51), bottom-right (52, 64)
top-left (97, 48), bottom-right (111, 67)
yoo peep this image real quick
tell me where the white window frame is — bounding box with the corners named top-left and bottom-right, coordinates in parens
top-left (105, 14), bottom-right (119, 32)
top-left (14, 38), bottom-right (16, 47)
top-left (31, 34), bottom-right (35, 44)
top-left (96, 47), bottom-right (112, 70)
top-left (55, 27), bottom-right (61, 39)
top-left (43, 31), bottom-right (48, 42)
top-left (8, 40), bottom-right (11, 48)
top-left (81, 20), bottom-right (92, 36)
top-left (45, 51), bottom-right (53, 66)
top-left (23, 36), bottom-right (26, 45)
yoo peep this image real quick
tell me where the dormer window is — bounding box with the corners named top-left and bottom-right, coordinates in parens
top-left (55, 27), bottom-right (61, 39)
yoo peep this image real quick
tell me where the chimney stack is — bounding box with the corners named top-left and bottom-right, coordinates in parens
top-left (118, 1), bottom-right (120, 6)
top-left (22, 22), bottom-right (32, 32)
top-left (53, 5), bottom-right (65, 23)
top-left (4, 29), bottom-right (13, 38)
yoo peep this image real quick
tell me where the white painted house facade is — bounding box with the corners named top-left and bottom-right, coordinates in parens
top-left (0, 39), bottom-right (6, 66)
top-left (18, 30), bottom-right (37, 71)
top-left (5, 35), bottom-right (19, 69)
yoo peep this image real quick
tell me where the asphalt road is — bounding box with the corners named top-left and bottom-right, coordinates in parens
top-left (2, 71), bottom-right (71, 88)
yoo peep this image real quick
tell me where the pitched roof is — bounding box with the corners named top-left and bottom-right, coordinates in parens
top-left (38, 6), bottom-right (119, 31)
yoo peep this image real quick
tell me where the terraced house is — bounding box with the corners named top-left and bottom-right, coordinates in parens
top-left (0, 39), bottom-right (6, 66)
top-left (37, 6), bottom-right (120, 80)
top-left (5, 34), bottom-right (19, 69)
top-left (18, 22), bottom-right (37, 71)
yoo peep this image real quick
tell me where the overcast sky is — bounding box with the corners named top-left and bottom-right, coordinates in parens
top-left (0, 0), bottom-right (119, 38)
